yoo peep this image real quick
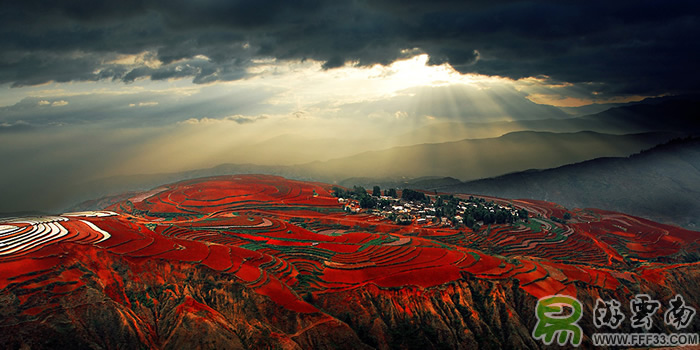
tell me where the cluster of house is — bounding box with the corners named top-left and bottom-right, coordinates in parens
top-left (337, 197), bottom-right (362, 213)
top-left (338, 194), bottom-right (520, 227)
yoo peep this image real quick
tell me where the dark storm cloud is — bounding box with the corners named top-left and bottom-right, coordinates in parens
top-left (2, 0), bottom-right (699, 95)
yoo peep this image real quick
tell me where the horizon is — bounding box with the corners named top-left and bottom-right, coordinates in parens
top-left (1, 3), bottom-right (700, 348)
top-left (1, 1), bottom-right (699, 213)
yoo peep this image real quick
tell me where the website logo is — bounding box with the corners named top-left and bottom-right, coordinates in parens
top-left (532, 295), bottom-right (583, 347)
top-left (532, 294), bottom-right (698, 347)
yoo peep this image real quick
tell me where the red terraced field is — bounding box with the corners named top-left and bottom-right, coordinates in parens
top-left (1, 174), bottom-right (698, 349)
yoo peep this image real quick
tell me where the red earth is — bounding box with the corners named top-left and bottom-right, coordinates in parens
top-left (1, 174), bottom-right (698, 349)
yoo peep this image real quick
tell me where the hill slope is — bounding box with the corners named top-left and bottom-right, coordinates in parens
top-left (303, 131), bottom-right (678, 181)
top-left (432, 138), bottom-right (700, 229)
top-left (398, 95), bottom-right (700, 144)
top-left (63, 131), bottom-right (678, 215)
top-left (1, 175), bottom-right (698, 349)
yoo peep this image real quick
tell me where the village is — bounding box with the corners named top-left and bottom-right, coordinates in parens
top-left (332, 186), bottom-right (528, 230)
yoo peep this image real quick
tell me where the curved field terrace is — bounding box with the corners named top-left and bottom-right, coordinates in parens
top-left (1, 175), bottom-right (698, 349)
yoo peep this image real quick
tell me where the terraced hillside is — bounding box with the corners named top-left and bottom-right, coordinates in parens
top-left (1, 175), bottom-right (698, 349)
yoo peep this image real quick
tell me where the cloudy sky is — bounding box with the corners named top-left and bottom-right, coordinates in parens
top-left (1, 1), bottom-right (699, 212)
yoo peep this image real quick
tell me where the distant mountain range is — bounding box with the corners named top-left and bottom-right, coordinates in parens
top-left (304, 130), bottom-right (679, 181)
top-left (34, 96), bottom-right (700, 220)
top-left (398, 95), bottom-right (700, 144)
top-left (71, 130), bottom-right (679, 211)
top-left (423, 137), bottom-right (700, 229)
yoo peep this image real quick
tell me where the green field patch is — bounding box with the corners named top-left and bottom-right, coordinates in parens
top-left (519, 220), bottom-right (543, 233)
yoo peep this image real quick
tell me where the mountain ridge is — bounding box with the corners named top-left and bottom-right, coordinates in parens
top-left (8, 97), bottom-right (698, 216)
top-left (427, 137), bottom-right (700, 229)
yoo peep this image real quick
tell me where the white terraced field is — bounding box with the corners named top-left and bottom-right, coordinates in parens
top-left (0, 213), bottom-right (113, 257)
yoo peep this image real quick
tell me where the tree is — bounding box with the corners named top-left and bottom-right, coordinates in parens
top-left (518, 208), bottom-right (529, 221)
top-left (353, 186), bottom-right (367, 197)
top-left (550, 216), bottom-right (566, 224)
top-left (435, 207), bottom-right (444, 218)
top-left (386, 188), bottom-right (398, 198)
top-left (464, 215), bottom-right (476, 229)
top-left (483, 212), bottom-right (495, 225)
top-left (563, 212), bottom-right (572, 220)
top-left (495, 210), bottom-right (507, 224)
top-left (359, 195), bottom-right (376, 209)
top-left (435, 196), bottom-right (444, 207)
top-left (401, 189), bottom-right (426, 201)
top-left (372, 186), bottom-right (381, 197)
top-left (473, 208), bottom-right (486, 221)
top-left (332, 186), bottom-right (346, 198)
